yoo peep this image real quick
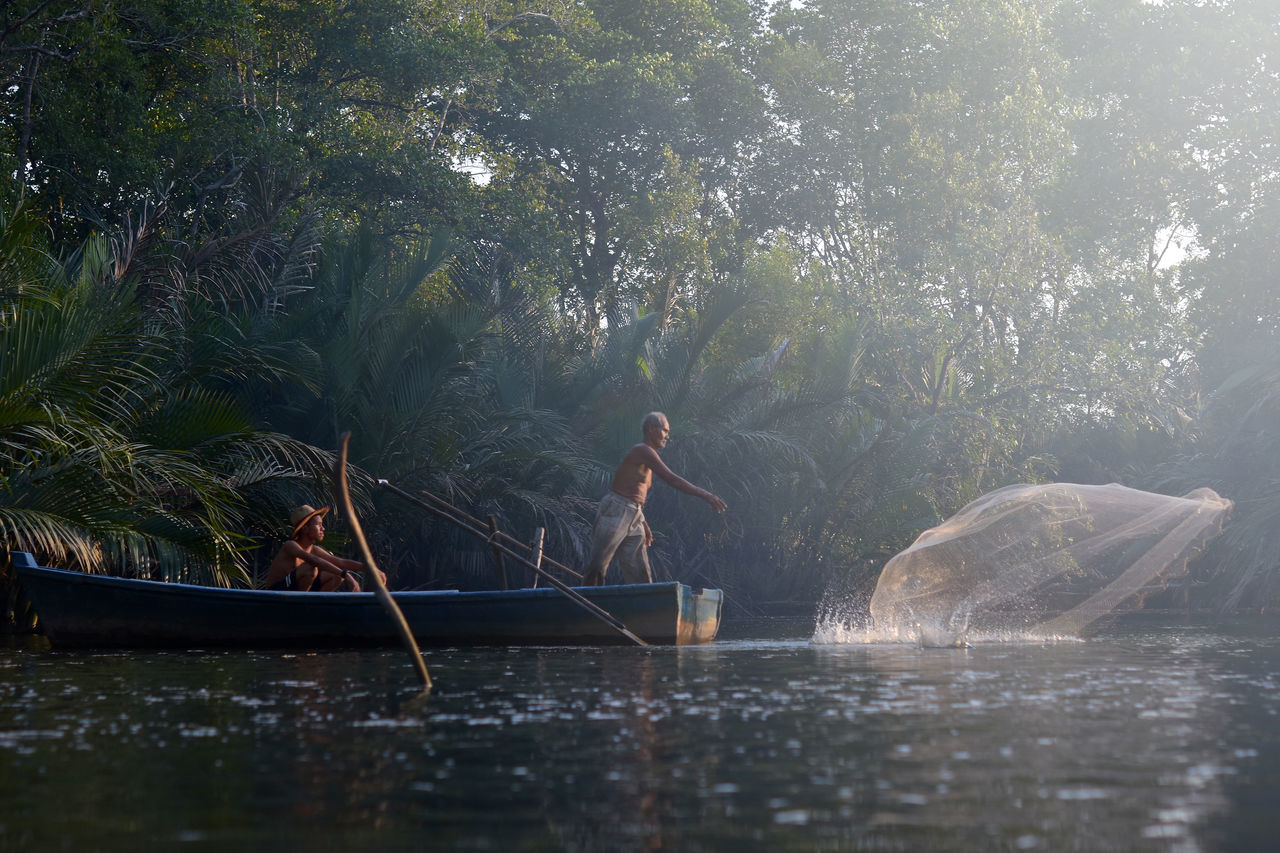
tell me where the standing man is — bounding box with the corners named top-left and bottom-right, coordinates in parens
top-left (582, 412), bottom-right (727, 585)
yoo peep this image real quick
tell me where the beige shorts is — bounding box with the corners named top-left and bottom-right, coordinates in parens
top-left (582, 491), bottom-right (652, 585)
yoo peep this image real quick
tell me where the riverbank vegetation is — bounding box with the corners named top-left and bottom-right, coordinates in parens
top-left (1, 0), bottom-right (1277, 615)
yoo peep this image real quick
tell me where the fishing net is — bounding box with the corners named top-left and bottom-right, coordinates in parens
top-left (867, 483), bottom-right (1233, 643)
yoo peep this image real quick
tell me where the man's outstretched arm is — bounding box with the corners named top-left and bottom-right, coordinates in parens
top-left (641, 446), bottom-right (727, 513)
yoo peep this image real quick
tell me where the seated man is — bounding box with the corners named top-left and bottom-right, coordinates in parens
top-left (263, 505), bottom-right (384, 592)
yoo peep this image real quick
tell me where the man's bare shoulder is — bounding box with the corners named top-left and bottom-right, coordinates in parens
top-left (273, 539), bottom-right (305, 561)
top-left (622, 442), bottom-right (661, 466)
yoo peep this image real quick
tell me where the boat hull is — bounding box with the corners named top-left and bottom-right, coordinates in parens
top-left (10, 553), bottom-right (722, 648)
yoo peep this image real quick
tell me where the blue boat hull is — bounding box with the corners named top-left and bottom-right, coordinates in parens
top-left (10, 553), bottom-right (722, 648)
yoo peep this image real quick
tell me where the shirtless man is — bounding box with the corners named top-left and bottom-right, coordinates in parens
top-left (263, 505), bottom-right (384, 592)
top-left (581, 412), bottom-right (727, 585)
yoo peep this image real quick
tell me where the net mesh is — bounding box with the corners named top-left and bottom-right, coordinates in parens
top-left (867, 483), bottom-right (1233, 643)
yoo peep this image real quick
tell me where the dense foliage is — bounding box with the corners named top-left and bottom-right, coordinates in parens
top-left (1, 0), bottom-right (1278, 614)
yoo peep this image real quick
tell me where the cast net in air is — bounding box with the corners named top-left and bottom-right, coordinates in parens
top-left (861, 483), bottom-right (1232, 644)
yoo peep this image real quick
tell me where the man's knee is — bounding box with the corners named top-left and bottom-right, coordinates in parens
top-left (297, 565), bottom-right (319, 590)
top-left (617, 542), bottom-right (652, 584)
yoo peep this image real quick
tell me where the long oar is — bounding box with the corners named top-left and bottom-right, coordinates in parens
top-left (387, 481), bottom-right (586, 583)
top-left (335, 434), bottom-right (432, 690)
top-left (377, 478), bottom-right (648, 647)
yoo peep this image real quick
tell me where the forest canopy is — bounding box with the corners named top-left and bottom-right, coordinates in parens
top-left (1, 0), bottom-right (1277, 614)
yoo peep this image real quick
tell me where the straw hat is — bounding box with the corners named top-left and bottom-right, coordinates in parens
top-left (289, 504), bottom-right (330, 537)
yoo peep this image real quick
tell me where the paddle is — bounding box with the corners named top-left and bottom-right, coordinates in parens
top-left (334, 433), bottom-right (432, 691)
top-left (377, 478), bottom-right (649, 647)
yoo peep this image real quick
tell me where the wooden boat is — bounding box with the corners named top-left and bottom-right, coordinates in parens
top-left (10, 552), bottom-right (723, 648)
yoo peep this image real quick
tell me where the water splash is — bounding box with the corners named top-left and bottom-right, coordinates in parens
top-left (811, 609), bottom-right (1081, 647)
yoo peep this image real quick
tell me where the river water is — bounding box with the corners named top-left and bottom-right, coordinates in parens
top-left (2, 616), bottom-right (1278, 851)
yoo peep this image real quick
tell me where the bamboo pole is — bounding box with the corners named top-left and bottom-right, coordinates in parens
top-left (377, 479), bottom-right (647, 646)
top-left (384, 482), bottom-right (584, 583)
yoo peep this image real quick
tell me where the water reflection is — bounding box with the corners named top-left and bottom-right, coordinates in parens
top-left (805, 638), bottom-right (1235, 851)
top-left (1, 623), bottom-right (1279, 850)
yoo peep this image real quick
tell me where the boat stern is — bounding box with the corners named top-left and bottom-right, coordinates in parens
top-left (678, 585), bottom-right (723, 644)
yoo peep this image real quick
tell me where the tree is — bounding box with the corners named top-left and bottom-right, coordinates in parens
top-left (466, 0), bottom-right (771, 330)
top-left (0, 205), bottom-right (320, 585)
top-left (758, 0), bottom-right (1199, 507)
top-left (262, 225), bottom-right (596, 587)
top-left (1146, 0), bottom-right (1280, 609)
top-left (3, 0), bottom-right (494, 244)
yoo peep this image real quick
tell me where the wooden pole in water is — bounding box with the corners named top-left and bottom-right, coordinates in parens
top-left (334, 434), bottom-right (432, 690)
